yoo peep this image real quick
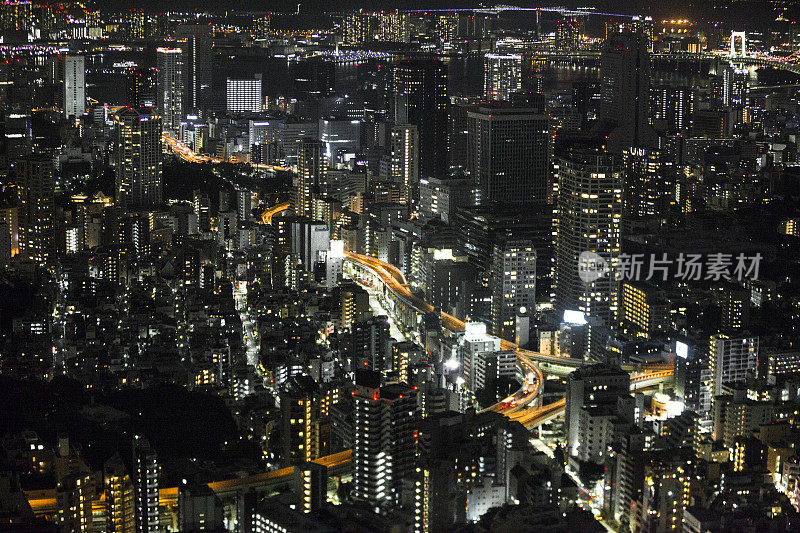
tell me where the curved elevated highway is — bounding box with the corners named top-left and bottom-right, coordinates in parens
top-left (343, 252), bottom-right (674, 420)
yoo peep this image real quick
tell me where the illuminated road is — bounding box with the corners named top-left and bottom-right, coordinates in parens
top-left (402, 6), bottom-right (637, 17)
top-left (512, 384), bottom-right (661, 429)
top-left (162, 134), bottom-right (294, 172)
top-left (344, 251), bottom-right (544, 412)
top-left (26, 450), bottom-right (353, 517)
top-left (261, 201), bottom-right (291, 224)
top-left (344, 252), bottom-right (674, 420)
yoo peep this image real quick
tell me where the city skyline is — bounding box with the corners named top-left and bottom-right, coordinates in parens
top-left (0, 1), bottom-right (799, 532)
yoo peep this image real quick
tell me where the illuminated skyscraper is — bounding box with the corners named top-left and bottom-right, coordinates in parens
top-left (651, 85), bottom-right (694, 133)
top-left (175, 24), bottom-right (212, 112)
top-left (156, 47), bottom-right (183, 132)
top-left (63, 55), bottom-right (85, 119)
top-left (226, 76), bottom-right (262, 114)
top-left (296, 462), bottom-right (327, 514)
top-left (56, 472), bottom-right (93, 533)
top-left (491, 239), bottom-right (536, 340)
top-left (104, 454), bottom-right (136, 533)
top-left (254, 14), bottom-right (271, 38)
top-left (343, 11), bottom-right (375, 44)
top-left (340, 281), bottom-right (370, 329)
top-left (708, 334), bottom-right (758, 399)
top-left (133, 436), bottom-right (159, 533)
top-left (556, 15), bottom-right (584, 49)
top-left (127, 68), bottom-right (157, 108)
top-left (621, 146), bottom-right (671, 218)
top-left (390, 124), bottom-right (419, 204)
top-left (377, 11), bottom-right (410, 42)
top-left (467, 102), bottom-right (550, 203)
top-left (394, 59), bottom-right (448, 178)
top-left (280, 376), bottom-right (320, 466)
top-left (0, 0), bottom-right (32, 32)
top-left (555, 150), bottom-right (622, 325)
top-left (295, 138), bottom-right (325, 218)
top-left (712, 67), bottom-right (749, 109)
top-left (619, 281), bottom-right (670, 338)
top-left (16, 154), bottom-right (54, 267)
top-left (352, 370), bottom-right (417, 507)
top-left (0, 206), bottom-right (18, 267)
top-left (115, 107), bottom-right (163, 207)
top-left (483, 54), bottom-right (522, 101)
top-left (352, 316), bottom-right (391, 371)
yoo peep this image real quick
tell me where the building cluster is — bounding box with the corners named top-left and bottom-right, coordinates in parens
top-left (0, 2), bottom-right (799, 533)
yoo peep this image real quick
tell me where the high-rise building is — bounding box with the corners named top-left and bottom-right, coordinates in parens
top-left (712, 67), bottom-right (748, 109)
top-left (618, 281), bottom-right (670, 338)
top-left (352, 370), bottom-right (417, 507)
top-left (156, 47), bottom-right (183, 132)
top-left (290, 219), bottom-right (329, 272)
top-left (175, 24), bottom-right (212, 112)
top-left (565, 364), bottom-right (630, 459)
top-left (708, 334), bottom-right (758, 399)
top-left (467, 102), bottom-right (550, 204)
top-left (390, 124), bottom-right (419, 205)
top-left (254, 14), bottom-right (271, 38)
top-left (343, 11), bottom-right (376, 44)
top-left (377, 11), bottom-right (410, 42)
top-left (132, 436), bottom-right (159, 533)
top-left (193, 191), bottom-right (211, 233)
top-left (418, 175), bottom-right (479, 224)
top-left (621, 146), bottom-right (671, 218)
top-left (127, 68), bottom-right (157, 108)
top-left (295, 462), bottom-right (327, 514)
top-left (599, 31), bottom-right (656, 150)
top-left (491, 239), bottom-right (536, 340)
top-left (319, 118), bottom-right (361, 167)
top-left (296, 139), bottom-right (325, 217)
top-left (16, 155), bottom-right (55, 267)
top-left (483, 54), bottom-right (522, 101)
top-left (63, 55), bottom-right (85, 119)
top-left (640, 450), bottom-right (694, 532)
top-left (352, 316), bottom-right (391, 372)
top-left (556, 15), bottom-right (585, 49)
top-left (226, 76), bottom-right (262, 114)
top-left (651, 85), bottom-right (694, 133)
top-left (712, 387), bottom-right (772, 447)
top-left (674, 344), bottom-right (710, 423)
top-left (280, 375), bottom-right (320, 466)
top-left (394, 60), bottom-right (448, 178)
top-left (391, 341), bottom-right (422, 384)
top-left (0, 206), bottom-right (18, 267)
top-left (555, 150), bottom-right (622, 324)
top-left (115, 107), bottom-right (163, 207)
top-left (0, 1), bottom-right (32, 32)
top-left (720, 285), bottom-right (751, 331)
top-left (56, 472), bottom-right (93, 533)
top-left (104, 454), bottom-right (135, 533)
top-left (340, 282), bottom-right (370, 329)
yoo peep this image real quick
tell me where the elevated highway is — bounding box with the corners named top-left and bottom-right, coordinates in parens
top-left (261, 201), bottom-right (291, 224)
top-left (26, 450), bottom-right (353, 520)
top-left (526, 50), bottom-right (800, 75)
top-left (344, 252), bottom-right (544, 410)
top-left (162, 134), bottom-right (294, 172)
top-left (344, 252), bottom-right (674, 421)
top-left (513, 381), bottom-right (669, 429)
